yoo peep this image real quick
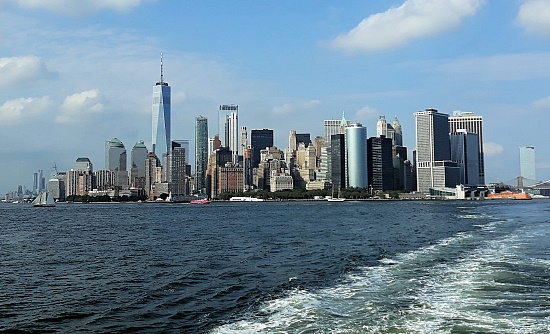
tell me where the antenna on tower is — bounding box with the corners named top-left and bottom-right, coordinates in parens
top-left (160, 52), bottom-right (164, 84)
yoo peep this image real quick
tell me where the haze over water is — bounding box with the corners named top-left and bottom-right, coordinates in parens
top-left (1, 200), bottom-right (549, 333)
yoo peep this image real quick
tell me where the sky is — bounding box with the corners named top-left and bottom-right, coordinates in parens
top-left (2, 0), bottom-right (550, 193)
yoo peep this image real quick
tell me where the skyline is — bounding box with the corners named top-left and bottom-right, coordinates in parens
top-left (2, 0), bottom-right (550, 193)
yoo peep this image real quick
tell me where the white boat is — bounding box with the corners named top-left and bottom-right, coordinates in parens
top-left (32, 191), bottom-right (56, 207)
top-left (229, 196), bottom-right (264, 202)
top-left (326, 187), bottom-right (345, 202)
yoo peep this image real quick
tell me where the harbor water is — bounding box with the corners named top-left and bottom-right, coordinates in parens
top-left (1, 200), bottom-right (549, 333)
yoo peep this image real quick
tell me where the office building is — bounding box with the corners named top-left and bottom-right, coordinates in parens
top-left (415, 108), bottom-right (460, 193)
top-left (321, 113), bottom-right (350, 181)
top-left (367, 136), bottom-right (394, 191)
top-left (520, 146), bottom-right (536, 187)
top-left (105, 137), bottom-right (128, 188)
top-left (449, 111), bottom-right (485, 185)
top-left (170, 140), bottom-right (188, 196)
top-left (152, 53), bottom-right (171, 158)
top-left (296, 133), bottom-right (311, 147)
top-left (450, 130), bottom-right (480, 186)
top-left (345, 123), bottom-right (368, 188)
top-left (195, 116), bottom-right (209, 194)
top-left (250, 129), bottom-right (274, 168)
top-left (330, 134), bottom-right (346, 190)
top-left (130, 141), bottom-right (148, 189)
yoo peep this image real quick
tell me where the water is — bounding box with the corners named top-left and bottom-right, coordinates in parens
top-left (1, 200), bottom-right (549, 333)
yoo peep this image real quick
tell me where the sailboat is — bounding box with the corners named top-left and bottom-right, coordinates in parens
top-left (32, 191), bottom-right (56, 207)
top-left (326, 187), bottom-right (345, 202)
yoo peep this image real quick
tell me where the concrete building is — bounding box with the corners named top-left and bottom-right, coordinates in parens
top-left (415, 108), bottom-right (460, 193)
top-left (270, 174), bottom-right (293, 192)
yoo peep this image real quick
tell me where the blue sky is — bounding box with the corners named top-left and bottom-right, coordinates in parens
top-left (1, 0), bottom-right (550, 193)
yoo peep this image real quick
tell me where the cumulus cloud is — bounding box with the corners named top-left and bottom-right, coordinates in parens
top-left (57, 89), bottom-right (105, 123)
top-left (0, 96), bottom-right (52, 125)
top-left (516, 0), bottom-right (550, 35)
top-left (331, 0), bottom-right (484, 53)
top-left (484, 142), bottom-right (504, 156)
top-left (6, 0), bottom-right (155, 15)
top-left (0, 56), bottom-right (55, 88)
top-left (272, 100), bottom-right (321, 115)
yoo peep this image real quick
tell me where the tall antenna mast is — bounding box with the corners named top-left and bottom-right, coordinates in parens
top-left (160, 52), bottom-right (164, 84)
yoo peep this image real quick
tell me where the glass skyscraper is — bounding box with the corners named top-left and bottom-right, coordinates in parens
top-left (250, 129), bottom-right (273, 168)
top-left (195, 116), bottom-right (209, 193)
top-left (152, 54), bottom-right (171, 159)
top-left (345, 123), bottom-right (368, 188)
top-left (520, 146), bottom-right (536, 187)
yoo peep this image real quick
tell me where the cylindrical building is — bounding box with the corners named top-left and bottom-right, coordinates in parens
top-left (345, 123), bottom-right (368, 188)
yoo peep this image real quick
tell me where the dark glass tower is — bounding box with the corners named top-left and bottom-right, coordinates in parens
top-left (250, 129), bottom-right (274, 168)
top-left (195, 116), bottom-right (209, 193)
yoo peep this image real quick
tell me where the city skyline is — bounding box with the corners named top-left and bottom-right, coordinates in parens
top-left (2, 1), bottom-right (550, 193)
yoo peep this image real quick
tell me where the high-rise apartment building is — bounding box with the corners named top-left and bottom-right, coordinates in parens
top-left (449, 111), bottom-right (485, 185)
top-left (250, 129), bottom-right (274, 168)
top-left (415, 108), bottom-right (459, 193)
top-left (519, 146), bottom-right (536, 187)
top-left (345, 123), bottom-right (368, 188)
top-left (195, 116), bottom-right (209, 194)
top-left (152, 54), bottom-right (171, 159)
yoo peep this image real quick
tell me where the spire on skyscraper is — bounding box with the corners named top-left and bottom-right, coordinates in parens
top-left (160, 52), bottom-right (164, 84)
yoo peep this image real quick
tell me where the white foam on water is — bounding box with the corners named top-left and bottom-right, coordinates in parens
top-left (211, 219), bottom-right (550, 333)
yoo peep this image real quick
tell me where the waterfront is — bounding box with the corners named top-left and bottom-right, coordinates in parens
top-left (1, 200), bottom-right (549, 333)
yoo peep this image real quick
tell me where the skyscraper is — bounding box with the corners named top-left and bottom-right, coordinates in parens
top-left (415, 108), bottom-right (459, 193)
top-left (321, 113), bottom-right (350, 181)
top-left (367, 136), bottom-right (394, 191)
top-left (152, 53), bottom-right (171, 159)
top-left (449, 111), bottom-right (485, 185)
top-left (130, 141), bottom-right (148, 189)
top-left (170, 140), bottom-right (188, 196)
top-left (345, 123), bottom-right (368, 188)
top-left (250, 129), bottom-right (274, 168)
top-left (520, 146), bottom-right (536, 187)
top-left (330, 134), bottom-right (346, 189)
top-left (195, 116), bottom-right (209, 193)
top-left (105, 138), bottom-right (127, 171)
top-left (450, 130), bottom-right (480, 186)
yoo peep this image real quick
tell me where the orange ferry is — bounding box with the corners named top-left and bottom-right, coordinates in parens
top-left (486, 191), bottom-right (532, 200)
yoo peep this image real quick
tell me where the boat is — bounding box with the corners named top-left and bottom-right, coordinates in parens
top-left (190, 198), bottom-right (210, 204)
top-left (32, 191), bottom-right (56, 207)
top-left (486, 190), bottom-right (532, 200)
top-left (326, 187), bottom-right (345, 202)
top-left (229, 196), bottom-right (264, 202)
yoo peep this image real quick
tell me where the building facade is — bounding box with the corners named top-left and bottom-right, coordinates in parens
top-left (367, 136), bottom-right (394, 191)
top-left (195, 116), bottom-right (209, 194)
top-left (152, 54), bottom-right (171, 158)
top-left (449, 111), bottom-right (485, 185)
top-left (415, 108), bottom-right (459, 193)
top-left (519, 146), bottom-right (536, 187)
top-left (450, 130), bottom-right (480, 186)
top-left (250, 129), bottom-right (274, 168)
top-left (345, 123), bottom-right (368, 188)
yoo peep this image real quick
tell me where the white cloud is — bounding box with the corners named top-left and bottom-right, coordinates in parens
top-left (531, 96), bottom-right (550, 110)
top-left (331, 0), bottom-right (484, 53)
top-left (0, 96), bottom-right (52, 125)
top-left (484, 141), bottom-right (504, 156)
top-left (353, 105), bottom-right (378, 123)
top-left (0, 56), bottom-right (55, 88)
top-left (516, 0), bottom-right (550, 35)
top-left (6, 0), bottom-right (155, 15)
top-left (57, 89), bottom-right (105, 124)
top-left (272, 100), bottom-right (321, 115)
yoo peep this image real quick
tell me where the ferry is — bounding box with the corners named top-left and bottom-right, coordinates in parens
top-left (190, 198), bottom-right (210, 204)
top-left (486, 191), bottom-right (532, 200)
top-left (229, 196), bottom-right (264, 202)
